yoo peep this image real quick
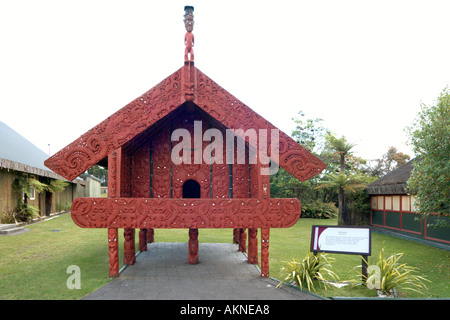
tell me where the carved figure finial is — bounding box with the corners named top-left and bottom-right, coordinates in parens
top-left (184, 6), bottom-right (194, 62)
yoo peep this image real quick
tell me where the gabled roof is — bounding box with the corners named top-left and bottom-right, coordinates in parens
top-left (366, 159), bottom-right (417, 195)
top-left (0, 121), bottom-right (62, 179)
top-left (45, 64), bottom-right (326, 182)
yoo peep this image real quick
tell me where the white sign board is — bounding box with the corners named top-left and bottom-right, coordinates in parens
top-left (310, 226), bottom-right (371, 256)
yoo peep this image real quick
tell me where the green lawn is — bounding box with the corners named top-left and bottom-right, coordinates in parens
top-left (0, 213), bottom-right (448, 299)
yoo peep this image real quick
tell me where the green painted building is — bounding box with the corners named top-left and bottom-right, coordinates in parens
top-left (367, 159), bottom-right (449, 246)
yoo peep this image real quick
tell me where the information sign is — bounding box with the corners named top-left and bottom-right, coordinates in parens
top-left (310, 225), bottom-right (371, 256)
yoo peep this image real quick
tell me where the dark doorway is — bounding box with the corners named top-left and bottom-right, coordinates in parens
top-left (182, 179), bottom-right (201, 198)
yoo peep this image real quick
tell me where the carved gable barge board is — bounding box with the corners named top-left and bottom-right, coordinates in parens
top-left (44, 65), bottom-right (325, 183)
top-left (44, 67), bottom-right (184, 181)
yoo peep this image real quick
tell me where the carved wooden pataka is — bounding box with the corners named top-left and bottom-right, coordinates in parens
top-left (45, 6), bottom-right (325, 278)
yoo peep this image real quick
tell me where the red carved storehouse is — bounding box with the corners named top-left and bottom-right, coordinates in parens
top-left (45, 6), bottom-right (325, 278)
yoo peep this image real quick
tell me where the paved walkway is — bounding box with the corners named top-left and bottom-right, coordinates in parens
top-left (82, 242), bottom-right (323, 300)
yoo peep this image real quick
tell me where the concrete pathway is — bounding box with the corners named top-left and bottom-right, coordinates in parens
top-left (82, 242), bottom-right (324, 300)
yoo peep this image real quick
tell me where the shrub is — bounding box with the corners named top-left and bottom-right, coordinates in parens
top-left (301, 201), bottom-right (338, 219)
top-left (354, 246), bottom-right (430, 297)
top-left (278, 252), bottom-right (339, 292)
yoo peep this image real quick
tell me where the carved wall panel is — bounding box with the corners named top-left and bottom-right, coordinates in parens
top-left (120, 152), bottom-right (132, 197)
top-left (152, 128), bottom-right (171, 198)
top-left (171, 113), bottom-right (210, 199)
top-left (132, 142), bottom-right (151, 198)
top-left (232, 144), bottom-right (249, 199)
top-left (211, 126), bottom-right (229, 199)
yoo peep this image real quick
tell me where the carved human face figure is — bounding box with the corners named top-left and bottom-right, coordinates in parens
top-left (184, 6), bottom-right (194, 32)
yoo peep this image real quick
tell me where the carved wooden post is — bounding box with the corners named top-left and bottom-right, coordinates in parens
top-left (260, 228), bottom-right (270, 277)
top-left (147, 228), bottom-right (154, 243)
top-left (238, 228), bottom-right (247, 253)
top-left (108, 228), bottom-right (119, 278)
top-left (139, 229), bottom-right (147, 251)
top-left (188, 228), bottom-right (199, 264)
top-left (247, 228), bottom-right (258, 264)
top-left (184, 6), bottom-right (194, 62)
top-left (124, 228), bottom-right (136, 265)
top-left (257, 157), bottom-right (271, 277)
top-left (233, 228), bottom-right (240, 244)
top-left (107, 151), bottom-right (120, 277)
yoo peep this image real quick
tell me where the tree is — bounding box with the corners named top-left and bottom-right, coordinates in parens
top-left (406, 87), bottom-right (450, 220)
top-left (370, 146), bottom-right (411, 177)
top-left (325, 134), bottom-right (356, 173)
top-left (320, 134), bottom-right (358, 224)
top-left (88, 165), bottom-right (108, 186)
top-left (291, 111), bottom-right (330, 155)
top-left (271, 111), bottom-right (330, 203)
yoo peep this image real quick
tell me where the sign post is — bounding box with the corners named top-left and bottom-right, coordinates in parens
top-left (310, 225), bottom-right (371, 282)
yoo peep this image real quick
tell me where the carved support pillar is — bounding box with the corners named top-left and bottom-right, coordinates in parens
top-left (139, 229), bottom-right (147, 251)
top-left (260, 228), bottom-right (270, 277)
top-left (147, 228), bottom-right (154, 243)
top-left (107, 151), bottom-right (120, 277)
top-left (247, 228), bottom-right (258, 264)
top-left (233, 228), bottom-right (239, 244)
top-left (238, 228), bottom-right (247, 253)
top-left (108, 228), bottom-right (119, 278)
top-left (124, 228), bottom-right (136, 265)
top-left (188, 228), bottom-right (199, 264)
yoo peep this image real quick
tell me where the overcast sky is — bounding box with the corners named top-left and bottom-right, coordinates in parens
top-left (1, 0), bottom-right (449, 164)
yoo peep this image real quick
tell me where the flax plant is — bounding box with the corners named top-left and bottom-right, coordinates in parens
top-left (278, 252), bottom-right (339, 292)
top-left (356, 246), bottom-right (430, 297)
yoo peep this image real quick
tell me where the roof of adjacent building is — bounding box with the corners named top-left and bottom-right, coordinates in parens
top-left (366, 159), bottom-right (417, 195)
top-left (0, 121), bottom-right (63, 179)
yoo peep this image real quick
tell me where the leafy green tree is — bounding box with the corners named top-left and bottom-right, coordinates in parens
top-left (290, 111), bottom-right (330, 155)
top-left (88, 165), bottom-right (108, 186)
top-left (406, 87), bottom-right (450, 219)
top-left (271, 111), bottom-right (329, 203)
top-left (370, 146), bottom-right (411, 177)
top-left (271, 112), bottom-right (375, 223)
top-left (319, 134), bottom-right (359, 224)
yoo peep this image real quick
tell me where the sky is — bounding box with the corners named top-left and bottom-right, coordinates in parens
top-left (1, 0), bottom-right (449, 165)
